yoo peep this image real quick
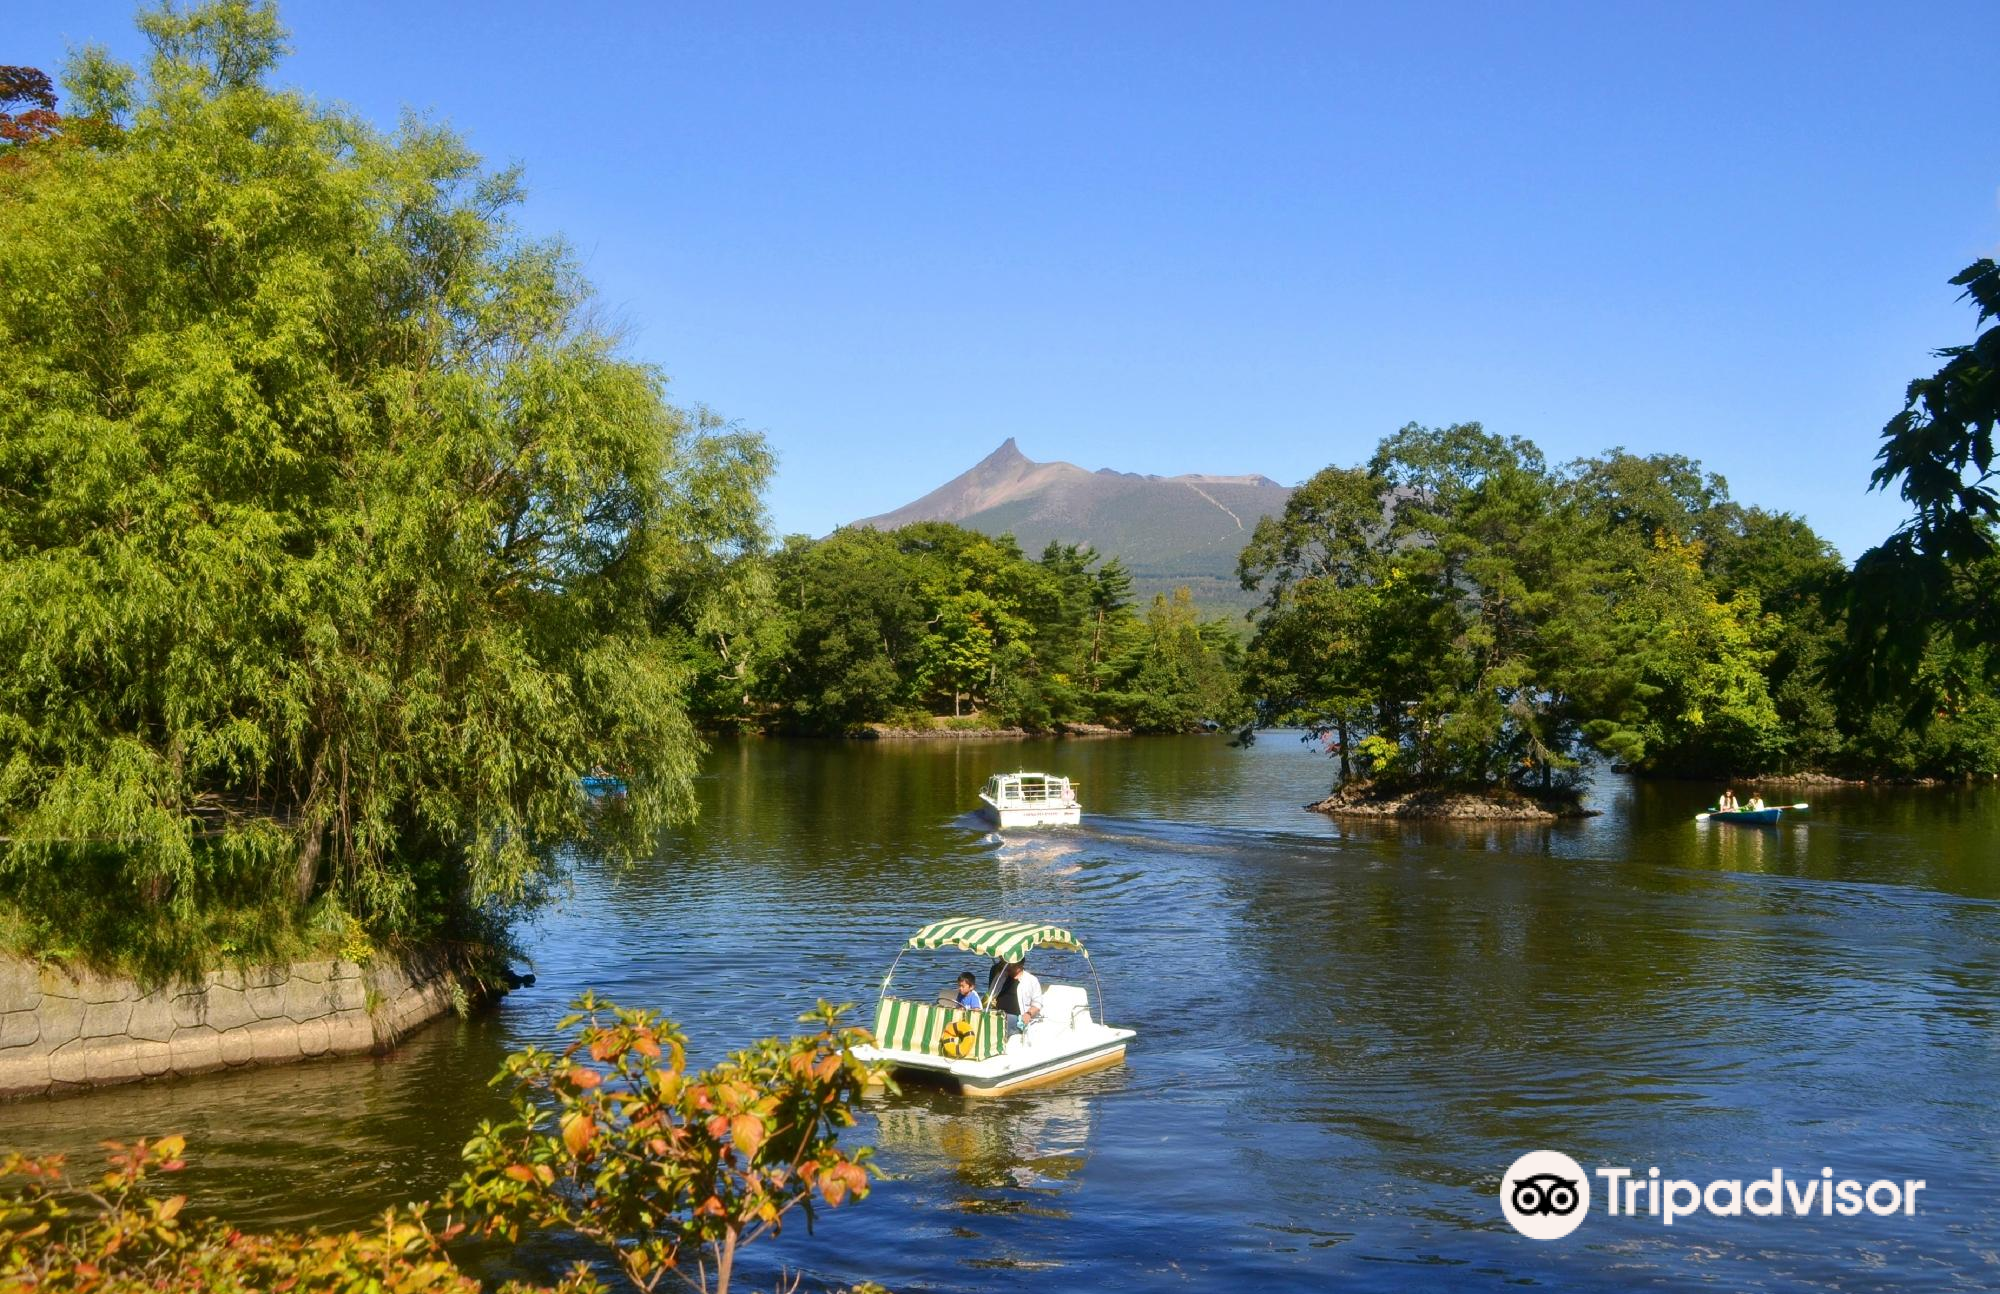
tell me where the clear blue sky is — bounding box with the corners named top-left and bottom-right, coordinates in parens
top-left (17, 2), bottom-right (2000, 559)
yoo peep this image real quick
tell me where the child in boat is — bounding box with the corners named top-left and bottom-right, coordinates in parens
top-left (955, 972), bottom-right (983, 1011)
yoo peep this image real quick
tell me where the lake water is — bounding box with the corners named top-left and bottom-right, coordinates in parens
top-left (5, 735), bottom-right (1998, 1292)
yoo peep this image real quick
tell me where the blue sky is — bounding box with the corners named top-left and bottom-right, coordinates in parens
top-left (17, 2), bottom-right (2000, 559)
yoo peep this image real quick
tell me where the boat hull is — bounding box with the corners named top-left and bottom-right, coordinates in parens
top-left (956, 1042), bottom-right (1126, 1096)
top-left (858, 1028), bottom-right (1133, 1097)
top-left (977, 800), bottom-right (1081, 829)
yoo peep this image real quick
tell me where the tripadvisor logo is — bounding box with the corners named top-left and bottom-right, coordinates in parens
top-left (1499, 1150), bottom-right (1928, 1239)
top-left (1501, 1150), bottom-right (1590, 1239)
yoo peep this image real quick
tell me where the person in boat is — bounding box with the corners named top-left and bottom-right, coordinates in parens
top-left (1718, 789), bottom-right (1739, 812)
top-left (954, 972), bottom-right (983, 1011)
top-left (987, 959), bottom-right (1016, 1014)
top-left (992, 958), bottom-right (1044, 1032)
top-left (1748, 793), bottom-right (1766, 811)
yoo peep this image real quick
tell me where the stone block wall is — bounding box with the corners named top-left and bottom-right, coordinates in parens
top-left (0, 950), bottom-right (470, 1100)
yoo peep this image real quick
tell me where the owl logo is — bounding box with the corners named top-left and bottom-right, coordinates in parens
top-left (1500, 1151), bottom-right (1590, 1240)
top-left (1511, 1173), bottom-right (1581, 1217)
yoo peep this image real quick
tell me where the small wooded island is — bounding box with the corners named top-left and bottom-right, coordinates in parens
top-left (1305, 781), bottom-right (1596, 821)
top-left (1229, 383), bottom-right (2000, 818)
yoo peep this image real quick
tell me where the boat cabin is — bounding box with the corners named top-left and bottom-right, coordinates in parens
top-left (977, 771), bottom-right (1081, 827)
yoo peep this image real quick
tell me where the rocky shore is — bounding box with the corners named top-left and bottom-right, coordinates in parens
top-left (1306, 781), bottom-right (1596, 821)
top-left (853, 721), bottom-right (1133, 740)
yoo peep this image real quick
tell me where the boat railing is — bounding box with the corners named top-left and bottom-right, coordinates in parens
top-left (992, 780), bottom-right (1076, 806)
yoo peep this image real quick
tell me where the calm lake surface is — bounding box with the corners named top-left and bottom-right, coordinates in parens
top-left (6, 735), bottom-right (1999, 1292)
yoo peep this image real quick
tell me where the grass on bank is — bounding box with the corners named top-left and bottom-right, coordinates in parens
top-left (0, 844), bottom-right (404, 986)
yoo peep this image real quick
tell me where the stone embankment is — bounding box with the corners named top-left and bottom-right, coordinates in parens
top-left (0, 951), bottom-right (472, 1101)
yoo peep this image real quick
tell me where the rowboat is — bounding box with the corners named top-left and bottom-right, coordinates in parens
top-left (977, 771), bottom-right (1081, 828)
top-left (1703, 807), bottom-right (1782, 824)
top-left (1695, 802), bottom-right (1807, 825)
top-left (853, 916), bottom-right (1133, 1097)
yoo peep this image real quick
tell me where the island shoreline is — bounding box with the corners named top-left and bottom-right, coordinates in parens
top-left (1305, 781), bottom-right (1598, 821)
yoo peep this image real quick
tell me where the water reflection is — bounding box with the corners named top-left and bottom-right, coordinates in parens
top-left (0, 1014), bottom-right (518, 1232)
top-left (869, 1089), bottom-right (1094, 1193)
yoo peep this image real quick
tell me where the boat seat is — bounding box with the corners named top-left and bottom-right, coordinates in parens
top-left (1039, 983), bottom-right (1091, 1029)
top-left (872, 996), bottom-right (1007, 1061)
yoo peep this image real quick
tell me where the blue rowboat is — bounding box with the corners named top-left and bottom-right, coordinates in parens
top-left (1702, 807), bottom-right (1782, 824)
top-left (580, 774), bottom-right (627, 795)
top-left (1696, 800), bottom-right (1806, 825)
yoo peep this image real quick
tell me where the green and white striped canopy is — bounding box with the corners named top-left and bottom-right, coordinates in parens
top-left (905, 917), bottom-right (1085, 961)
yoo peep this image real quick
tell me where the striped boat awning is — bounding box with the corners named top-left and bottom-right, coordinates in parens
top-left (905, 917), bottom-right (1084, 961)
top-left (873, 997), bottom-right (1007, 1060)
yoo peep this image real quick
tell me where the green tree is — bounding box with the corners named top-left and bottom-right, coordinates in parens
top-left (1561, 453), bottom-right (1841, 775)
top-left (762, 529), bottom-right (925, 731)
top-left (1564, 449), bottom-right (1730, 547)
top-left (1571, 533), bottom-right (1781, 773)
top-left (1851, 258), bottom-right (2000, 698)
top-left (1085, 555), bottom-right (1136, 692)
top-left (1239, 464), bottom-right (1396, 779)
top-left (1869, 258), bottom-right (2000, 563)
top-left (1111, 589), bottom-right (1246, 733)
top-left (1705, 506), bottom-right (1848, 770)
top-left (656, 408), bottom-right (781, 729)
top-left (1366, 423), bottom-right (1582, 789)
top-left (917, 592), bottom-right (999, 717)
top-left (758, 520), bottom-right (1241, 734)
top-left (0, 2), bottom-right (762, 970)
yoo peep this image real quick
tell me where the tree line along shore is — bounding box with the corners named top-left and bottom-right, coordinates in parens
top-left (1, 1), bottom-right (1997, 980)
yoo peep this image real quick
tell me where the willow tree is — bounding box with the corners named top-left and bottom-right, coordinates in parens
top-left (0, 2), bottom-right (766, 964)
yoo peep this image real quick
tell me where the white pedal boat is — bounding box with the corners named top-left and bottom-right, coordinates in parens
top-left (854, 916), bottom-right (1133, 1097)
top-left (977, 771), bottom-right (1081, 828)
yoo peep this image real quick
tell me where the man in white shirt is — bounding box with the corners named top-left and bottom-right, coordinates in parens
top-left (1006, 959), bottom-right (1044, 1032)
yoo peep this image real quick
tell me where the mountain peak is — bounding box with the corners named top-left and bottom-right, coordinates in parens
top-left (855, 438), bottom-right (1084, 530)
top-left (981, 436), bottom-right (1026, 464)
top-left (852, 442), bottom-right (1295, 612)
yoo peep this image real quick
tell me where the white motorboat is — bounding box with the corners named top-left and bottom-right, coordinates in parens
top-left (854, 916), bottom-right (1133, 1097)
top-left (977, 771), bottom-right (1080, 828)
